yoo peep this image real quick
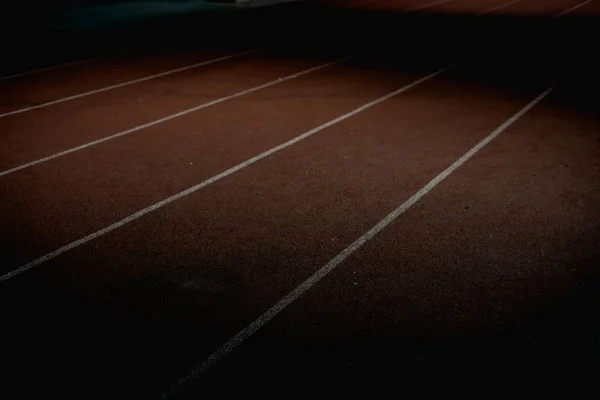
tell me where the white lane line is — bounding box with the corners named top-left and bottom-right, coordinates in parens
top-left (404, 0), bottom-right (456, 13)
top-left (162, 86), bottom-right (554, 398)
top-left (0, 65), bottom-right (451, 283)
top-left (0, 56), bottom-right (351, 178)
top-left (0, 49), bottom-right (257, 119)
top-left (552, 0), bottom-right (593, 19)
top-left (475, 0), bottom-right (522, 16)
top-left (347, 0), bottom-right (455, 12)
top-left (353, 0), bottom-right (514, 15)
top-left (1, 59), bottom-right (96, 81)
top-left (0, 49), bottom-right (140, 81)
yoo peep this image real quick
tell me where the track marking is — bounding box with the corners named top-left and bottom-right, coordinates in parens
top-left (0, 65), bottom-right (452, 283)
top-left (1, 59), bottom-right (97, 81)
top-left (475, 0), bottom-right (522, 16)
top-left (552, 0), bottom-right (593, 19)
top-left (404, 0), bottom-right (456, 13)
top-left (0, 49), bottom-right (140, 81)
top-left (162, 86), bottom-right (554, 398)
top-left (0, 49), bottom-right (257, 119)
top-left (346, 0), bottom-right (455, 12)
top-left (0, 56), bottom-right (351, 177)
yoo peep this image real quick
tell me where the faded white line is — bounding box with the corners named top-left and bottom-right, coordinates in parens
top-left (347, 0), bottom-right (455, 12)
top-left (1, 59), bottom-right (95, 81)
top-left (552, 0), bottom-right (593, 19)
top-left (163, 86), bottom-right (554, 398)
top-left (475, 0), bottom-right (522, 16)
top-left (0, 56), bottom-right (350, 177)
top-left (404, 0), bottom-right (456, 13)
top-left (0, 65), bottom-right (451, 283)
top-left (0, 49), bottom-right (256, 118)
top-left (0, 49), bottom-right (140, 81)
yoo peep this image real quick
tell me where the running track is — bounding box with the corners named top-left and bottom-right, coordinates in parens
top-left (1, 0), bottom-right (599, 397)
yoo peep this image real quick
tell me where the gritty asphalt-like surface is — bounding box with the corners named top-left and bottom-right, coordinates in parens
top-left (1, 0), bottom-right (599, 398)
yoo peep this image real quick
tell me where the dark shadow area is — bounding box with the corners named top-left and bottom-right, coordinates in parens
top-left (2, 1), bottom-right (598, 100)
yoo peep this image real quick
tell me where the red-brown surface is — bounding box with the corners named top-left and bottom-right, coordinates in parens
top-left (1, 0), bottom-right (599, 398)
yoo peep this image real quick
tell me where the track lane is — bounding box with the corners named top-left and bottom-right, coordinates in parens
top-left (192, 87), bottom-right (600, 389)
top-left (0, 50), bottom-right (343, 172)
top-left (501, 0), bottom-right (595, 15)
top-left (0, 48), bottom-right (255, 116)
top-left (1, 0), bottom-right (598, 397)
top-left (0, 57), bottom-right (449, 274)
top-left (1, 57), bottom-right (556, 397)
top-left (346, 0), bottom-right (515, 13)
top-left (0, 49), bottom-right (255, 118)
top-left (0, 50), bottom-right (139, 82)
